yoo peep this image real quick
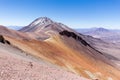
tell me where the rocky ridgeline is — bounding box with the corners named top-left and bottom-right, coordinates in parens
top-left (59, 30), bottom-right (90, 46)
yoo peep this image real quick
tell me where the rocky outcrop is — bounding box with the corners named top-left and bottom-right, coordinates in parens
top-left (59, 30), bottom-right (90, 46)
top-left (0, 35), bottom-right (10, 45)
top-left (0, 35), bottom-right (5, 43)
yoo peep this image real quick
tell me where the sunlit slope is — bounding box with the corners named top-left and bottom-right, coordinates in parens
top-left (1, 17), bottom-right (120, 80)
top-left (0, 38), bottom-right (89, 80)
top-left (5, 34), bottom-right (120, 80)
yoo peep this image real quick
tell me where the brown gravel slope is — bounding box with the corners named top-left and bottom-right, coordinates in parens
top-left (0, 43), bottom-right (88, 80)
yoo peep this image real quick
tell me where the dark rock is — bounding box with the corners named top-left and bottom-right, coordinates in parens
top-left (59, 30), bottom-right (90, 46)
top-left (0, 35), bottom-right (5, 44)
top-left (5, 40), bottom-right (11, 45)
top-left (0, 35), bottom-right (10, 45)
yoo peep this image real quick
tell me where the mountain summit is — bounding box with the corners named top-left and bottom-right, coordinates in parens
top-left (19, 17), bottom-right (72, 33)
top-left (29, 17), bottom-right (54, 27)
top-left (19, 17), bottom-right (54, 32)
top-left (93, 27), bottom-right (109, 32)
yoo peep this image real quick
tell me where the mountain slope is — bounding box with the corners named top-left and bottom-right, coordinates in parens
top-left (4, 31), bottom-right (120, 80)
top-left (0, 39), bottom-right (88, 80)
top-left (0, 25), bottom-right (31, 39)
top-left (0, 17), bottom-right (120, 80)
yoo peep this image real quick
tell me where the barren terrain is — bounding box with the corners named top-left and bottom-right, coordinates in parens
top-left (0, 43), bottom-right (88, 80)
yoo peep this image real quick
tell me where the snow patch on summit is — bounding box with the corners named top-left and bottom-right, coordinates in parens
top-left (29, 17), bottom-right (53, 27)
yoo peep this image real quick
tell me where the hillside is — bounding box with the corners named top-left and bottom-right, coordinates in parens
top-left (0, 17), bottom-right (120, 80)
top-left (0, 38), bottom-right (88, 80)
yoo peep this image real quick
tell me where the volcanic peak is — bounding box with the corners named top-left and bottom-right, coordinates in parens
top-left (28, 17), bottom-right (54, 27)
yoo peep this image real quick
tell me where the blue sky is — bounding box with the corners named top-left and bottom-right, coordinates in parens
top-left (0, 0), bottom-right (120, 29)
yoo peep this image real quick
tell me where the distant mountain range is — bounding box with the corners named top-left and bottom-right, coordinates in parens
top-left (76, 27), bottom-right (120, 43)
top-left (7, 26), bottom-right (22, 30)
